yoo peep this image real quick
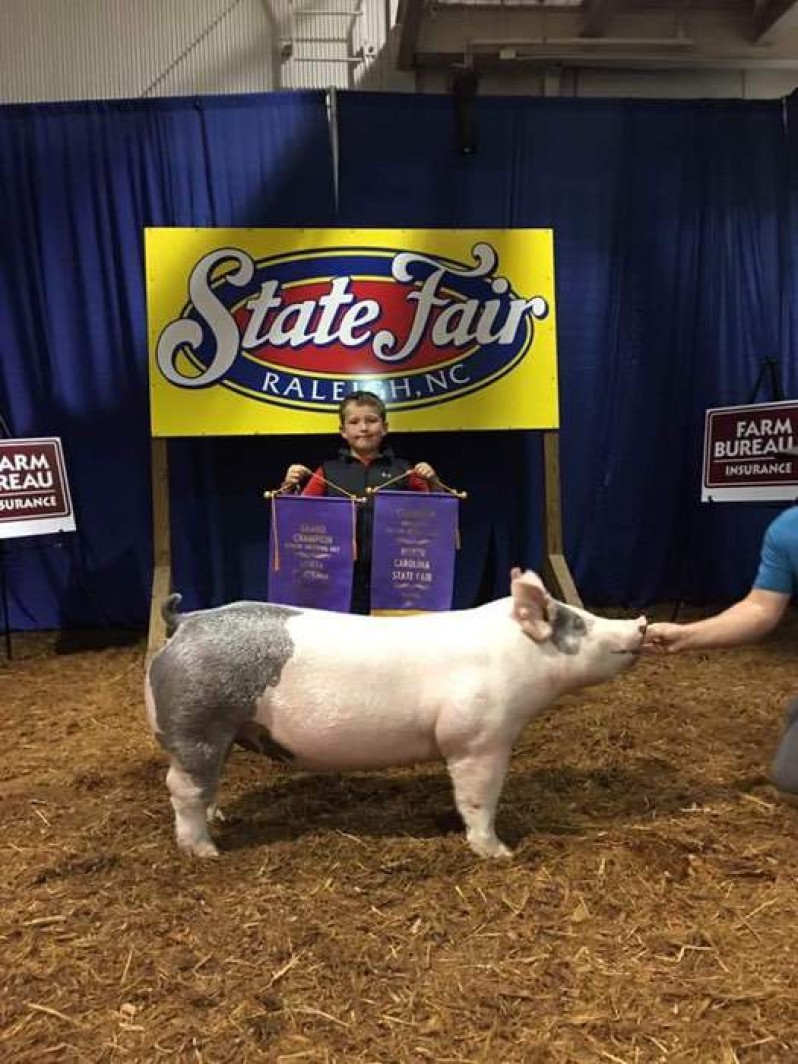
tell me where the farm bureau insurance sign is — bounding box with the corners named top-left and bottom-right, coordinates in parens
top-left (146, 228), bottom-right (559, 436)
top-left (701, 400), bottom-right (798, 502)
top-left (0, 438), bottom-right (76, 539)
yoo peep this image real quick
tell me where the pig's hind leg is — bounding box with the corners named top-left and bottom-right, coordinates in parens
top-left (445, 750), bottom-right (513, 859)
top-left (166, 743), bottom-right (229, 858)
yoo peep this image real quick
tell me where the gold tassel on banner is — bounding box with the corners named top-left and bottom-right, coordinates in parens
top-left (263, 484), bottom-right (366, 570)
top-left (270, 494), bottom-right (280, 571)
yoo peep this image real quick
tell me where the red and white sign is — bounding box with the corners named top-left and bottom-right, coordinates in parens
top-left (701, 400), bottom-right (798, 502)
top-left (0, 437), bottom-right (76, 539)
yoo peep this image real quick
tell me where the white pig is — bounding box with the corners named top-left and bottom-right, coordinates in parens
top-left (144, 569), bottom-right (646, 859)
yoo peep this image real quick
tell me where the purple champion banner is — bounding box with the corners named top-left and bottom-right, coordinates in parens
top-left (268, 495), bottom-right (356, 612)
top-left (370, 491), bottom-right (459, 614)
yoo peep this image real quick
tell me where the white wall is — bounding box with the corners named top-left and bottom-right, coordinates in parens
top-left (0, 0), bottom-right (795, 102)
top-left (0, 0), bottom-right (412, 101)
top-left (0, 0), bottom-right (280, 101)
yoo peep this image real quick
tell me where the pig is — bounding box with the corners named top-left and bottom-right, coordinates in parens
top-left (144, 569), bottom-right (646, 859)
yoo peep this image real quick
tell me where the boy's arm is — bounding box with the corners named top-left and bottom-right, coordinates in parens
top-left (282, 464), bottom-right (311, 491)
top-left (410, 462), bottom-right (440, 492)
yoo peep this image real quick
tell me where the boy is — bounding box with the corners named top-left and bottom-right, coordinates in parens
top-left (282, 391), bottom-right (442, 614)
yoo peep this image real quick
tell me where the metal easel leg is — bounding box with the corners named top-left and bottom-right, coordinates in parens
top-left (0, 541), bottom-right (11, 661)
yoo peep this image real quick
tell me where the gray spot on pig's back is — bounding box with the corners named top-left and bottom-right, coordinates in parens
top-left (149, 602), bottom-right (300, 756)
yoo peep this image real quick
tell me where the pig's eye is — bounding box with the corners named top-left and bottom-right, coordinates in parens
top-left (551, 606), bottom-right (587, 654)
top-left (561, 611), bottom-right (587, 637)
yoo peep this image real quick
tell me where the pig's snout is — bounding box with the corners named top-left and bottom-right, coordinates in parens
top-left (612, 616), bottom-right (647, 655)
top-left (630, 616), bottom-right (648, 652)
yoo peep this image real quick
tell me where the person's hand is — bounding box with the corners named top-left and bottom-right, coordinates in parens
top-left (283, 464), bottom-right (311, 489)
top-left (643, 622), bottom-right (689, 654)
top-left (413, 461), bottom-right (439, 486)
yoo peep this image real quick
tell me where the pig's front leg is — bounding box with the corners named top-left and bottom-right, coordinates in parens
top-left (445, 749), bottom-right (513, 859)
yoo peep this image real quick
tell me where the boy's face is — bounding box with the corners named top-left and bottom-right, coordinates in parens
top-left (340, 402), bottom-right (387, 458)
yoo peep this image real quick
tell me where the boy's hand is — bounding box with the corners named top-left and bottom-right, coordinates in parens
top-left (413, 462), bottom-right (439, 486)
top-left (283, 464), bottom-right (312, 489)
top-left (643, 622), bottom-right (689, 654)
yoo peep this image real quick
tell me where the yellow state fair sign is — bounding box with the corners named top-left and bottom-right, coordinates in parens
top-left (146, 228), bottom-right (559, 436)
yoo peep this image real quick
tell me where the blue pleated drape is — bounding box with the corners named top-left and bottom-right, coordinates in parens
top-left (337, 93), bottom-right (794, 607)
top-left (0, 92), bottom-right (335, 628)
top-left (0, 88), bottom-right (796, 630)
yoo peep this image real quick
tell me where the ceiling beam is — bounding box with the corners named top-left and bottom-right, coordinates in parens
top-left (754, 0), bottom-right (798, 40)
top-left (397, 0), bottom-right (425, 71)
top-left (412, 47), bottom-right (798, 70)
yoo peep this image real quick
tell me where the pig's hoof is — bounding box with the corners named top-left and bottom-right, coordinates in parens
top-left (468, 838), bottom-right (513, 860)
top-left (207, 806), bottom-right (226, 823)
top-left (179, 838), bottom-right (219, 858)
top-left (489, 843), bottom-right (514, 860)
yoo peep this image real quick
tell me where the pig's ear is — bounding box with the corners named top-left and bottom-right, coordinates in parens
top-left (511, 572), bottom-right (556, 642)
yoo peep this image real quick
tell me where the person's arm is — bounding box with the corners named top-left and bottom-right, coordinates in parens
top-left (280, 464), bottom-right (326, 496)
top-left (409, 461), bottom-right (440, 492)
top-left (645, 588), bottom-right (790, 653)
top-left (282, 464), bottom-right (311, 491)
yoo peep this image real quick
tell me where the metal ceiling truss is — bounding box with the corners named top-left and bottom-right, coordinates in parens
top-left (396, 0), bottom-right (798, 71)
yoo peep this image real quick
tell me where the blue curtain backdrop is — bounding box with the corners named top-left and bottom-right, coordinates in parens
top-left (0, 89), bottom-right (796, 630)
top-left (336, 92), bottom-right (795, 608)
top-left (0, 92), bottom-right (335, 629)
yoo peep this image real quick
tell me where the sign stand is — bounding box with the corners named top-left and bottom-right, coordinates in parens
top-left (144, 431), bottom-right (582, 657)
top-left (747, 357), bottom-right (784, 405)
top-left (542, 430), bottom-right (582, 608)
top-left (0, 412), bottom-right (12, 660)
top-left (0, 430), bottom-right (78, 660)
top-left (0, 541), bottom-right (10, 661)
top-left (671, 358), bottom-right (787, 621)
top-left (146, 437), bottom-right (172, 665)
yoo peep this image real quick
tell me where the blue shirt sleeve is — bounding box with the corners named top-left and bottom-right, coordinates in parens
top-left (753, 512), bottom-right (798, 595)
